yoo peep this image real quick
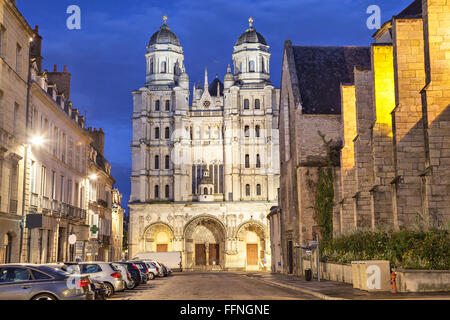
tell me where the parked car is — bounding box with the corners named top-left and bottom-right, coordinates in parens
top-left (114, 262), bottom-right (142, 289)
top-left (130, 261), bottom-right (151, 281)
top-left (143, 262), bottom-right (158, 279)
top-left (0, 264), bottom-right (94, 300)
top-left (132, 252), bottom-right (182, 271)
top-left (112, 262), bottom-right (133, 290)
top-left (160, 263), bottom-right (169, 277)
top-left (147, 260), bottom-right (164, 277)
top-left (43, 263), bottom-right (106, 300)
top-left (78, 262), bottom-right (125, 298)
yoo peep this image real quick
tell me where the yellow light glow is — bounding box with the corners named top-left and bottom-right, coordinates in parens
top-left (373, 45), bottom-right (395, 137)
top-left (341, 85), bottom-right (357, 168)
top-left (89, 174), bottom-right (98, 180)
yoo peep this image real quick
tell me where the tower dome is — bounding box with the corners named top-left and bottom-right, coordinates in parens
top-left (149, 16), bottom-right (180, 46)
top-left (236, 17), bottom-right (267, 46)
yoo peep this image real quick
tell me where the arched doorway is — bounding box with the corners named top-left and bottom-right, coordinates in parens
top-left (236, 221), bottom-right (268, 271)
top-left (184, 216), bottom-right (226, 270)
top-left (144, 223), bottom-right (174, 252)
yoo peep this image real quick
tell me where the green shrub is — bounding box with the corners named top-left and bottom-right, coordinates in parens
top-left (321, 228), bottom-right (450, 270)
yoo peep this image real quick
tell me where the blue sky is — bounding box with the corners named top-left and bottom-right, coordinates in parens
top-left (17, 0), bottom-right (413, 216)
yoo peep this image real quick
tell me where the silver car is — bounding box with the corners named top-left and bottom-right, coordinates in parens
top-left (78, 262), bottom-right (125, 298)
top-left (112, 262), bottom-right (133, 290)
top-left (0, 264), bottom-right (94, 300)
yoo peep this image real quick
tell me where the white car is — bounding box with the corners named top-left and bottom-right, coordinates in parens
top-left (78, 262), bottom-right (125, 298)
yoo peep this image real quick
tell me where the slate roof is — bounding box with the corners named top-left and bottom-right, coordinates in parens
top-left (208, 77), bottom-right (224, 97)
top-left (291, 46), bottom-right (371, 114)
top-left (395, 0), bottom-right (422, 19)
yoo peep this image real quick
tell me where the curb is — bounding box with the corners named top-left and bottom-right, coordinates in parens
top-left (243, 275), bottom-right (349, 300)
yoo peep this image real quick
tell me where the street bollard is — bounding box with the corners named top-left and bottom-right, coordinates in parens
top-left (390, 271), bottom-right (397, 294)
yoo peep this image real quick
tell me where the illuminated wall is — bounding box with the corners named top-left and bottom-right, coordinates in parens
top-left (372, 45), bottom-right (396, 136)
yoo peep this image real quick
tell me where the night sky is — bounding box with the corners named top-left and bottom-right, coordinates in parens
top-left (17, 0), bottom-right (413, 216)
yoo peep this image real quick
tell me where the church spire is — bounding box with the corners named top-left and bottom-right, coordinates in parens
top-left (204, 67), bottom-right (209, 91)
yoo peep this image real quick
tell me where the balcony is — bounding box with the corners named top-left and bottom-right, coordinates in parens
top-left (30, 193), bottom-right (39, 209)
top-left (60, 203), bottom-right (69, 217)
top-left (51, 199), bottom-right (60, 214)
top-left (9, 199), bottom-right (18, 215)
top-left (42, 197), bottom-right (51, 213)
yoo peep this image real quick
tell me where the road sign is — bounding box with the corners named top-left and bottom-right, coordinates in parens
top-left (68, 234), bottom-right (77, 245)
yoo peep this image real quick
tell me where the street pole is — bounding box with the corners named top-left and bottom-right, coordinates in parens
top-left (317, 233), bottom-right (320, 282)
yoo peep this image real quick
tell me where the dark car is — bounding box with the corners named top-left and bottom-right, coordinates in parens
top-left (130, 261), bottom-right (152, 281)
top-left (0, 264), bottom-right (94, 300)
top-left (160, 264), bottom-right (169, 277)
top-left (115, 262), bottom-right (142, 289)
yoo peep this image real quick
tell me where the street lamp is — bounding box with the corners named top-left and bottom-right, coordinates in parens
top-left (29, 135), bottom-right (44, 147)
top-left (89, 174), bottom-right (98, 180)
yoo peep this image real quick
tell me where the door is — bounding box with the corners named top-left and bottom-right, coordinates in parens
top-left (156, 244), bottom-right (168, 252)
top-left (246, 244), bottom-right (258, 266)
top-left (0, 267), bottom-right (33, 300)
top-left (195, 244), bottom-right (206, 266)
top-left (209, 244), bottom-right (219, 266)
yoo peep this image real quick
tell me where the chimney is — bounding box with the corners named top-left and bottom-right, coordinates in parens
top-left (48, 65), bottom-right (72, 100)
top-left (30, 25), bottom-right (43, 72)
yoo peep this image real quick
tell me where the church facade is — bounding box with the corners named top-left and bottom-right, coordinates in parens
top-left (128, 17), bottom-right (280, 271)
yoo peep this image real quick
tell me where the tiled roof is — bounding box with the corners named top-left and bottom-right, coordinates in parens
top-left (292, 46), bottom-right (371, 114)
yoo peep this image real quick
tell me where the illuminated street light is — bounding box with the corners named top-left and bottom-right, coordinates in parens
top-left (29, 136), bottom-right (44, 146)
top-left (89, 174), bottom-right (98, 180)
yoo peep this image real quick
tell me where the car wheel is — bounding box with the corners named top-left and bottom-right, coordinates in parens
top-left (126, 278), bottom-right (136, 290)
top-left (32, 294), bottom-right (57, 301)
top-left (148, 272), bottom-right (155, 280)
top-left (104, 283), bottom-right (114, 298)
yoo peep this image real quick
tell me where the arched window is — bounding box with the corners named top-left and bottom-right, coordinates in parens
top-left (165, 155), bottom-right (170, 169)
top-left (257, 184), bottom-right (262, 196)
top-left (255, 125), bottom-right (261, 138)
top-left (256, 154), bottom-right (261, 168)
top-left (246, 184), bottom-right (251, 196)
top-left (249, 60), bottom-right (255, 72)
top-left (240, 62), bottom-right (243, 73)
top-left (161, 61), bottom-right (167, 73)
top-left (244, 125), bottom-right (250, 138)
top-left (154, 185), bottom-right (159, 198)
top-left (165, 127), bottom-right (170, 139)
top-left (255, 99), bottom-right (261, 110)
top-left (155, 155), bottom-right (160, 169)
top-left (165, 185), bottom-right (170, 198)
top-left (165, 100), bottom-right (170, 111)
top-left (261, 59), bottom-right (265, 73)
top-left (150, 60), bottom-right (154, 74)
top-left (244, 99), bottom-right (250, 110)
top-left (155, 100), bottom-right (160, 111)
top-left (155, 127), bottom-right (160, 139)
top-left (204, 187), bottom-right (208, 195)
top-left (245, 154), bottom-right (250, 168)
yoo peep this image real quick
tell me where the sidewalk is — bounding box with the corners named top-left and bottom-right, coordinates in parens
top-left (241, 272), bottom-right (450, 300)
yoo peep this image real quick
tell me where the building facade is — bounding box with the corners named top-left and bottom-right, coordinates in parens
top-left (129, 18), bottom-right (280, 271)
top-left (0, 0), bottom-right (123, 263)
top-left (275, 0), bottom-right (450, 276)
top-left (0, 0), bottom-right (35, 264)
